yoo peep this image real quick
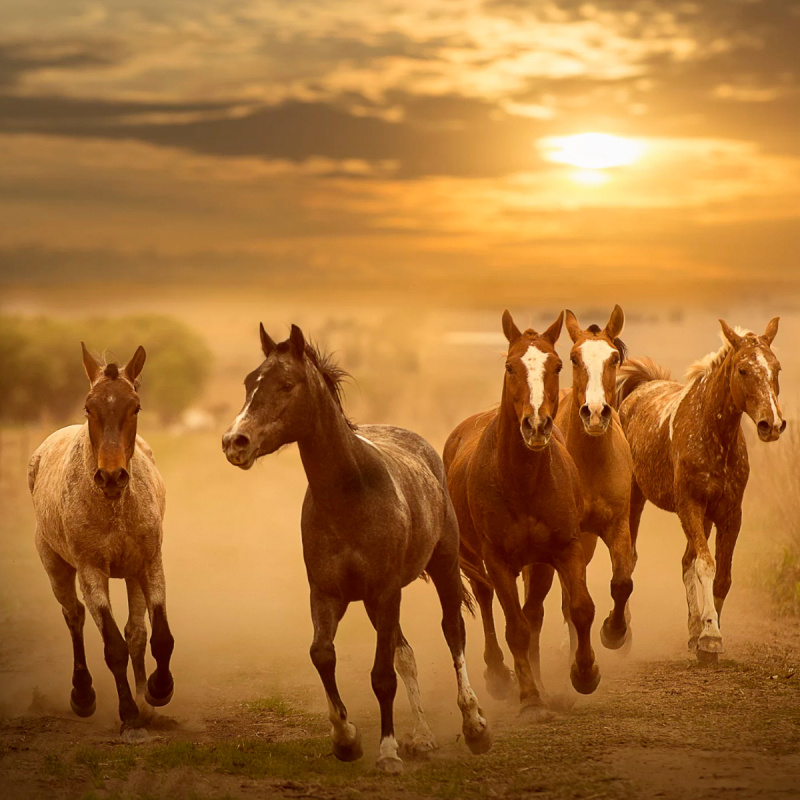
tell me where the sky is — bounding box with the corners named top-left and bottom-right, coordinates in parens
top-left (1, 0), bottom-right (799, 304)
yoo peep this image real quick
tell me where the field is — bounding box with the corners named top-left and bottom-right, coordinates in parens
top-left (1, 293), bottom-right (799, 799)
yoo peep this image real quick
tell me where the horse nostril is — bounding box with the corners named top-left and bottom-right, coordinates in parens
top-left (94, 469), bottom-right (106, 487)
top-left (757, 420), bottom-right (771, 435)
top-left (233, 434), bottom-right (250, 450)
top-left (600, 404), bottom-right (612, 420)
top-left (112, 468), bottom-right (129, 488)
top-left (579, 405), bottom-right (591, 420)
top-left (780, 420), bottom-right (787, 433)
top-left (542, 416), bottom-right (554, 436)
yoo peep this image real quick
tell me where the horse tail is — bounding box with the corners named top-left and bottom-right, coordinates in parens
top-left (461, 578), bottom-right (477, 616)
top-left (616, 357), bottom-right (672, 407)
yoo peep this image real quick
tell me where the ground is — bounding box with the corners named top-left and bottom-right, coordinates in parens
top-left (2, 607), bottom-right (798, 800)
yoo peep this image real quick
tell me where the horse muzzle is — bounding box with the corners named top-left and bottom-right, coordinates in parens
top-left (520, 415), bottom-right (553, 451)
top-left (222, 431), bottom-right (258, 469)
top-left (94, 467), bottom-right (130, 499)
top-left (579, 403), bottom-right (612, 436)
top-left (756, 418), bottom-right (786, 443)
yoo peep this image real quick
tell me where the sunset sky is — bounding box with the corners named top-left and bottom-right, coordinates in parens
top-left (1, 0), bottom-right (799, 303)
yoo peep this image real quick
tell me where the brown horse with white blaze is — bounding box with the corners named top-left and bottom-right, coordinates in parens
top-left (444, 311), bottom-right (600, 717)
top-left (28, 344), bottom-right (175, 739)
top-left (617, 318), bottom-right (785, 662)
top-left (548, 306), bottom-right (635, 651)
top-left (222, 324), bottom-right (491, 773)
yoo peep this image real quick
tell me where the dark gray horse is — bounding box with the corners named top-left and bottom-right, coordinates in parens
top-left (222, 324), bottom-right (491, 773)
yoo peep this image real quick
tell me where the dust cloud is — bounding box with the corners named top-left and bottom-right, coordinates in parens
top-left (1, 290), bottom-right (796, 744)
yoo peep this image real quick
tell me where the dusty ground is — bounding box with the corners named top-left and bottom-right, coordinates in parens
top-left (1, 606), bottom-right (799, 800)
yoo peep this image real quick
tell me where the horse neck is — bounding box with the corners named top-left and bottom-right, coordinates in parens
top-left (496, 382), bottom-right (548, 482)
top-left (295, 370), bottom-right (363, 503)
top-left (694, 353), bottom-right (742, 445)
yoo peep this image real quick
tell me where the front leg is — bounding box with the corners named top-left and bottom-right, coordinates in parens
top-left (677, 503), bottom-right (722, 661)
top-left (484, 546), bottom-right (548, 719)
top-left (140, 556), bottom-right (175, 707)
top-left (599, 519), bottom-right (635, 650)
top-left (712, 505), bottom-right (742, 625)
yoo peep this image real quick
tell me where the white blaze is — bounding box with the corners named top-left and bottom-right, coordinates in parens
top-left (520, 345), bottom-right (550, 420)
top-left (756, 351), bottom-right (781, 423)
top-left (580, 340), bottom-right (616, 409)
top-left (231, 376), bottom-right (262, 431)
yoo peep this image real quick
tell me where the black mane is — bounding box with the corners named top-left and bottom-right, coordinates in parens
top-left (305, 342), bottom-right (356, 430)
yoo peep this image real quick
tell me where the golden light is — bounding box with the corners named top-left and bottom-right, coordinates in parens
top-left (540, 133), bottom-right (645, 170)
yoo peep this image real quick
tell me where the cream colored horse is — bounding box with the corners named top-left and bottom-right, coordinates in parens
top-left (28, 343), bottom-right (175, 738)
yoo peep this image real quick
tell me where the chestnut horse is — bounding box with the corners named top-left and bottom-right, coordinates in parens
top-left (546, 306), bottom-right (634, 652)
top-left (617, 319), bottom-right (785, 662)
top-left (444, 311), bottom-right (600, 717)
top-left (28, 344), bottom-right (175, 739)
top-left (222, 324), bottom-right (490, 773)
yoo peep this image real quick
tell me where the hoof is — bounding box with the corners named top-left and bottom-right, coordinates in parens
top-left (145, 672), bottom-right (174, 707)
top-left (332, 727), bottom-right (363, 762)
top-left (120, 723), bottom-right (149, 744)
top-left (484, 666), bottom-right (515, 701)
top-left (399, 732), bottom-right (437, 759)
top-left (376, 755), bottom-right (404, 775)
top-left (697, 634), bottom-right (724, 655)
top-left (600, 618), bottom-right (628, 651)
top-left (519, 702), bottom-right (555, 723)
top-left (696, 649), bottom-right (719, 665)
top-left (70, 687), bottom-right (96, 718)
top-left (464, 721), bottom-right (493, 754)
top-left (570, 662), bottom-right (601, 695)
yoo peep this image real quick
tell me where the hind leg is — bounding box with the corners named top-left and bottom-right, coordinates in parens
top-left (629, 478), bottom-right (646, 570)
top-left (309, 588), bottom-right (361, 763)
top-left (37, 540), bottom-right (96, 717)
top-left (521, 563), bottom-right (555, 695)
top-left (393, 630), bottom-right (438, 756)
top-left (125, 579), bottom-right (152, 719)
top-left (426, 541), bottom-right (491, 754)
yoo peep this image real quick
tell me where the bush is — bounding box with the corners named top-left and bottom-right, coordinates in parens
top-left (0, 314), bottom-right (211, 424)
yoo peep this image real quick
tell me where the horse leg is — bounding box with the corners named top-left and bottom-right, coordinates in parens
top-left (309, 588), bottom-right (361, 762)
top-left (521, 563), bottom-right (555, 695)
top-left (599, 519), bottom-right (635, 650)
top-left (629, 478), bottom-right (646, 570)
top-left (393, 628), bottom-right (438, 756)
top-left (365, 588), bottom-right (404, 773)
top-left (77, 567), bottom-right (143, 736)
top-left (553, 539), bottom-right (600, 695)
top-left (483, 546), bottom-right (549, 720)
top-left (426, 540), bottom-right (491, 754)
top-left (140, 556), bottom-right (175, 707)
top-left (37, 540), bottom-right (96, 717)
top-left (125, 578), bottom-right (151, 719)
top-left (678, 504), bottom-right (722, 661)
top-left (713, 508), bottom-right (742, 626)
top-left (471, 572), bottom-right (514, 700)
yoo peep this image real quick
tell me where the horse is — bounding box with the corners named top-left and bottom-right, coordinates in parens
top-left (543, 306), bottom-right (635, 652)
top-left (221, 324), bottom-right (491, 773)
top-left (616, 318), bottom-right (785, 662)
top-left (443, 310), bottom-right (600, 718)
top-left (28, 343), bottom-right (175, 740)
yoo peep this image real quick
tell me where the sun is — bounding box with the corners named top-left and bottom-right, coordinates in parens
top-left (539, 133), bottom-right (645, 170)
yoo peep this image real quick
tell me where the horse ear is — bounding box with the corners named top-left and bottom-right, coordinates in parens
top-left (719, 319), bottom-right (742, 348)
top-left (763, 316), bottom-right (779, 345)
top-left (81, 342), bottom-right (101, 384)
top-left (289, 324), bottom-right (306, 359)
top-left (605, 304), bottom-right (624, 340)
top-left (541, 311), bottom-right (564, 346)
top-left (565, 309), bottom-right (581, 343)
top-left (260, 322), bottom-right (276, 357)
top-left (123, 345), bottom-right (147, 384)
top-left (502, 310), bottom-right (522, 344)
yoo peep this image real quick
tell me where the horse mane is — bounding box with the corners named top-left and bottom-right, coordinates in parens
top-left (616, 358), bottom-right (672, 406)
top-left (685, 327), bottom-right (752, 383)
top-left (303, 341), bottom-right (356, 430)
top-left (586, 323), bottom-right (628, 362)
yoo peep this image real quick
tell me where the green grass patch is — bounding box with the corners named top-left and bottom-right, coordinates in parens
top-left (73, 746), bottom-right (139, 788)
top-left (43, 751), bottom-right (73, 780)
top-left (241, 695), bottom-right (295, 716)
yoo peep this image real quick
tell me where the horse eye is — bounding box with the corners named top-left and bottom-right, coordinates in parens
top-left (570, 355), bottom-right (579, 365)
top-left (84, 407), bottom-right (91, 417)
top-left (738, 368), bottom-right (748, 376)
top-left (134, 406), bottom-right (141, 414)
top-left (505, 364), bottom-right (513, 374)
top-left (281, 383), bottom-right (294, 393)
top-left (555, 363), bottom-right (562, 374)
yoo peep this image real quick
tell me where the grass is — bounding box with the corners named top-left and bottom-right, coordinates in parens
top-left (241, 695), bottom-right (297, 716)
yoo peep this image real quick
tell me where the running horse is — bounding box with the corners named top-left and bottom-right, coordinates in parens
top-left (222, 324), bottom-right (491, 773)
top-left (28, 344), bottom-right (175, 739)
top-left (444, 311), bottom-right (600, 717)
top-left (546, 306), bottom-right (635, 651)
top-left (617, 318), bottom-right (785, 662)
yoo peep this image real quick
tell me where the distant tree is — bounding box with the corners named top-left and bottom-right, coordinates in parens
top-left (0, 315), bottom-right (211, 425)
